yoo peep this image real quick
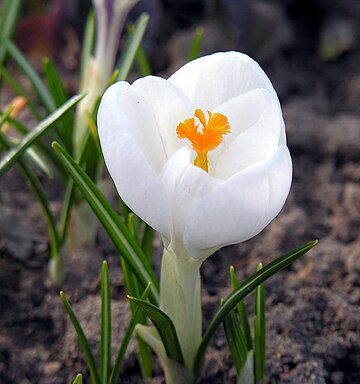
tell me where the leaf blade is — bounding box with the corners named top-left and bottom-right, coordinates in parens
top-left (193, 240), bottom-right (318, 378)
top-left (60, 291), bottom-right (101, 384)
top-left (0, 94), bottom-right (83, 178)
top-left (128, 296), bottom-right (184, 365)
top-left (52, 142), bottom-right (160, 304)
top-left (100, 261), bottom-right (111, 384)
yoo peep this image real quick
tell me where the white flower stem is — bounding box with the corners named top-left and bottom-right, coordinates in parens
top-left (160, 247), bottom-right (202, 371)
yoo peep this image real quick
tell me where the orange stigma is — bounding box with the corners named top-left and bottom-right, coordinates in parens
top-left (176, 109), bottom-right (230, 172)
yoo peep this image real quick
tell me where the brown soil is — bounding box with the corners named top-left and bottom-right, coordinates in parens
top-left (1, 1), bottom-right (359, 383)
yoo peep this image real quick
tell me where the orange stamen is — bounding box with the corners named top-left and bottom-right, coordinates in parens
top-left (176, 108), bottom-right (230, 172)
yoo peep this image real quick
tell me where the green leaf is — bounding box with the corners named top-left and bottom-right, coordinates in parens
top-left (43, 58), bottom-right (73, 152)
top-left (254, 263), bottom-right (265, 382)
top-left (71, 374), bottom-right (83, 384)
top-left (141, 224), bottom-right (154, 260)
top-left (100, 261), bottom-right (111, 384)
top-left (0, 0), bottom-right (23, 65)
top-left (117, 13), bottom-right (149, 81)
top-left (0, 66), bottom-right (41, 119)
top-left (60, 291), bottom-right (101, 384)
top-left (3, 132), bottom-right (53, 178)
top-left (223, 302), bottom-right (248, 375)
top-left (109, 283), bottom-right (151, 384)
top-left (187, 27), bottom-right (204, 61)
top-left (52, 142), bottom-right (159, 304)
top-left (0, 127), bottom-right (60, 262)
top-left (0, 94), bottom-right (83, 178)
top-left (193, 240), bottom-right (318, 379)
top-left (1, 36), bottom-right (55, 112)
top-left (230, 266), bottom-right (253, 352)
top-left (128, 296), bottom-right (185, 366)
top-left (80, 10), bottom-right (95, 86)
top-left (136, 44), bottom-right (152, 76)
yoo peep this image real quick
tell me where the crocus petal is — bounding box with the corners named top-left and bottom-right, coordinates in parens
top-left (104, 76), bottom-right (194, 174)
top-left (168, 51), bottom-right (279, 111)
top-left (214, 94), bottom-right (283, 179)
top-left (98, 81), bottom-right (174, 239)
top-left (159, 147), bottom-right (217, 257)
top-left (182, 146), bottom-right (292, 258)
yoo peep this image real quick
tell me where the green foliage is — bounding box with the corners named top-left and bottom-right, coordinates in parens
top-left (193, 240), bottom-right (318, 379)
top-left (0, 95), bottom-right (82, 178)
top-left (128, 296), bottom-right (185, 366)
top-left (117, 13), bottom-right (150, 81)
top-left (52, 142), bottom-right (160, 304)
top-left (61, 262), bottom-right (151, 384)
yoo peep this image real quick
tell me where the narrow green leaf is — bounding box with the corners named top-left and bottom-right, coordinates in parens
top-left (128, 296), bottom-right (185, 366)
top-left (71, 374), bottom-right (83, 384)
top-left (223, 303), bottom-right (248, 375)
top-left (100, 261), bottom-right (111, 384)
top-left (187, 27), bottom-right (204, 61)
top-left (52, 142), bottom-right (159, 304)
top-left (117, 13), bottom-right (150, 81)
top-left (193, 240), bottom-right (318, 379)
top-left (0, 66), bottom-right (41, 119)
top-left (0, 0), bottom-right (23, 65)
top-left (254, 263), bottom-right (265, 382)
top-left (136, 44), bottom-right (152, 76)
top-left (4, 133), bottom-right (53, 178)
top-left (122, 215), bottom-right (154, 378)
top-left (141, 224), bottom-right (154, 260)
top-left (230, 266), bottom-right (253, 351)
top-left (60, 291), bottom-right (101, 384)
top-left (1, 113), bottom-right (68, 179)
top-left (0, 94), bottom-right (83, 178)
top-left (0, 129), bottom-right (60, 261)
top-left (1, 36), bottom-right (55, 112)
top-left (109, 283), bottom-right (151, 384)
top-left (43, 58), bottom-right (73, 152)
top-left (80, 10), bottom-right (95, 85)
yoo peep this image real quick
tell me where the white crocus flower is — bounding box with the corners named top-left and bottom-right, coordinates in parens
top-left (98, 51), bottom-right (292, 379)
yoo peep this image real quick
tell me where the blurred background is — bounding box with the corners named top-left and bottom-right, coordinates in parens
top-left (1, 0), bottom-right (359, 383)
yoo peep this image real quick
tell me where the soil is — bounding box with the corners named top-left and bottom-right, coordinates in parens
top-left (0, 1), bottom-right (359, 383)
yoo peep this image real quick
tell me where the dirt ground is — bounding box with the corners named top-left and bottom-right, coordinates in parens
top-left (0, 0), bottom-right (359, 383)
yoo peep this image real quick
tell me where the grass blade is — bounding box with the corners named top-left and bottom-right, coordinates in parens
top-left (187, 27), bottom-right (204, 61)
top-left (0, 94), bottom-right (83, 178)
top-left (52, 142), bottom-right (160, 304)
top-left (193, 240), bottom-right (318, 379)
top-left (128, 296), bottom-right (185, 365)
top-left (43, 58), bottom-right (74, 152)
top-left (254, 263), bottom-right (265, 382)
top-left (100, 261), bottom-right (111, 384)
top-left (117, 13), bottom-right (149, 81)
top-left (223, 303), bottom-right (248, 375)
top-left (0, 0), bottom-right (23, 65)
top-left (0, 66), bottom-right (42, 119)
top-left (136, 44), bottom-right (152, 76)
top-left (124, 214), bottom-right (153, 378)
top-left (80, 10), bottom-right (95, 86)
top-left (230, 266), bottom-right (253, 352)
top-left (0, 126), bottom-right (59, 262)
top-left (141, 224), bottom-right (154, 260)
top-left (71, 374), bottom-right (83, 384)
top-left (109, 283), bottom-right (151, 384)
top-left (1, 36), bottom-right (55, 112)
top-left (60, 291), bottom-right (101, 384)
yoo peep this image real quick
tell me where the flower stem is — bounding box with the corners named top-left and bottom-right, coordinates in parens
top-left (160, 247), bottom-right (202, 371)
